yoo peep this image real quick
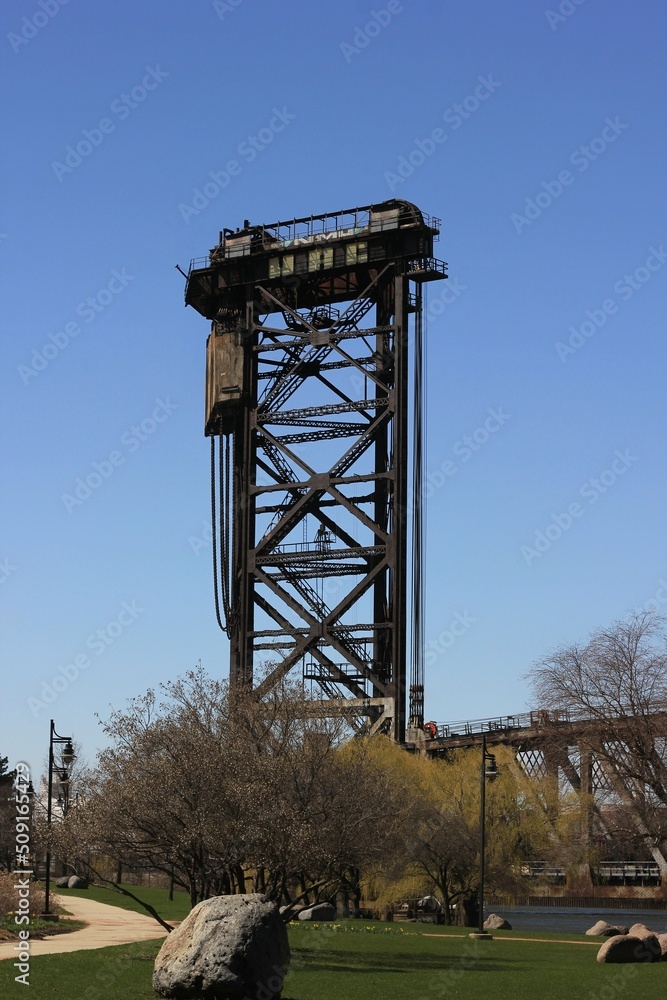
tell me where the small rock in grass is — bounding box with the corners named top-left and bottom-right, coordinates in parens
top-left (597, 933), bottom-right (661, 964)
top-left (585, 920), bottom-right (627, 937)
top-left (628, 922), bottom-right (655, 938)
top-left (67, 876), bottom-right (89, 889)
top-left (297, 902), bottom-right (336, 921)
top-left (484, 913), bottom-right (512, 930)
top-left (658, 932), bottom-right (667, 960)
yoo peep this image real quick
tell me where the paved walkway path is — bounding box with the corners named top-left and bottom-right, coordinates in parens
top-left (0, 894), bottom-right (170, 961)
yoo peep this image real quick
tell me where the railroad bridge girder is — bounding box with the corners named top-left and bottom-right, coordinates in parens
top-left (425, 710), bottom-right (667, 881)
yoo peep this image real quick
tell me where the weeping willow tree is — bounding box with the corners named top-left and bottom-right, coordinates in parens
top-left (360, 738), bottom-right (554, 925)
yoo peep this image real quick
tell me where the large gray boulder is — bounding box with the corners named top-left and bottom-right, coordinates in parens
top-left (153, 893), bottom-right (289, 999)
top-left (597, 933), bottom-right (661, 964)
top-left (297, 902), bottom-right (336, 922)
top-left (484, 913), bottom-right (512, 931)
top-left (585, 920), bottom-right (627, 937)
top-left (67, 876), bottom-right (89, 889)
top-left (55, 876), bottom-right (71, 888)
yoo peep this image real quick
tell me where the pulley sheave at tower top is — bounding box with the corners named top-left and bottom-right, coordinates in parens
top-left (183, 198), bottom-right (447, 744)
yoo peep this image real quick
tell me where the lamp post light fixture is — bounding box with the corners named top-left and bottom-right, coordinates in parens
top-left (24, 779), bottom-right (35, 876)
top-left (43, 720), bottom-right (76, 918)
top-left (470, 733), bottom-right (498, 940)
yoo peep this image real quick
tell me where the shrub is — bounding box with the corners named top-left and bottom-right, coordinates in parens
top-left (0, 871), bottom-right (45, 920)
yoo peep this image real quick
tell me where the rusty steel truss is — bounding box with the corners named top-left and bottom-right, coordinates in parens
top-left (425, 710), bottom-right (667, 882)
top-left (184, 200), bottom-right (447, 742)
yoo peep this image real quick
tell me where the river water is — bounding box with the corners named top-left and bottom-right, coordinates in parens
top-left (498, 906), bottom-right (667, 935)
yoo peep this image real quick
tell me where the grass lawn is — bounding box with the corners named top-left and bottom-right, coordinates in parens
top-left (0, 916), bottom-right (87, 939)
top-left (1, 919), bottom-right (664, 1000)
top-left (51, 882), bottom-right (192, 922)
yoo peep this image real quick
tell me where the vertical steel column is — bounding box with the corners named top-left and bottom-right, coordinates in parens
top-left (543, 745), bottom-right (561, 823)
top-left (579, 746), bottom-right (594, 849)
top-left (373, 287), bottom-right (391, 694)
top-left (391, 273), bottom-right (409, 744)
top-left (230, 289), bottom-right (257, 688)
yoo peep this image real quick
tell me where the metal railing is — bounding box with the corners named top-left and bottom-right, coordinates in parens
top-left (427, 706), bottom-right (667, 742)
top-left (430, 710), bottom-right (574, 740)
top-left (404, 257), bottom-right (448, 277)
top-left (597, 862), bottom-right (661, 884)
top-left (521, 861), bottom-right (661, 885)
top-left (188, 210), bottom-right (443, 269)
top-left (188, 256), bottom-right (212, 273)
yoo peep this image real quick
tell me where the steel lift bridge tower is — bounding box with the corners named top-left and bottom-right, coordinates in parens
top-left (184, 200), bottom-right (447, 744)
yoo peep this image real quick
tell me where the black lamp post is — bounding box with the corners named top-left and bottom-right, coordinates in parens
top-left (471, 733), bottom-right (498, 939)
top-left (43, 721), bottom-right (75, 917)
top-left (24, 780), bottom-right (35, 878)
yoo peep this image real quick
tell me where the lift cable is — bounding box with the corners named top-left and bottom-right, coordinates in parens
top-left (219, 433), bottom-right (233, 625)
top-left (211, 434), bottom-right (227, 635)
top-left (211, 433), bottom-right (237, 636)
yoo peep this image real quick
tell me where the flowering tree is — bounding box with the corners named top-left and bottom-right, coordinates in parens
top-left (52, 667), bottom-right (407, 919)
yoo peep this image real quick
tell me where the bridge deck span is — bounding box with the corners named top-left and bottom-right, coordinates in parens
top-left (424, 709), bottom-right (667, 751)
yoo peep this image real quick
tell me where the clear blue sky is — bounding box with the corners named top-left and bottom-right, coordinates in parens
top-left (2, 0), bottom-right (666, 778)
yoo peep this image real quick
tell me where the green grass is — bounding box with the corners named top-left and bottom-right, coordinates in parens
top-left (388, 922), bottom-right (592, 943)
top-left (0, 916), bottom-right (86, 939)
top-left (1, 939), bottom-right (162, 998)
top-left (1, 919), bottom-right (663, 1000)
top-left (286, 923), bottom-right (646, 1000)
top-left (51, 882), bottom-right (192, 922)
